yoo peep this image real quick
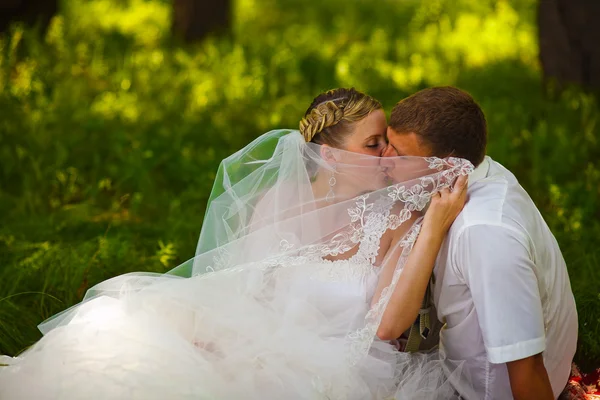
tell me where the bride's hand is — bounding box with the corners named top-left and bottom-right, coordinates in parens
top-left (422, 175), bottom-right (468, 236)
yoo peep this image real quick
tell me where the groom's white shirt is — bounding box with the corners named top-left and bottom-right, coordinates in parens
top-left (432, 156), bottom-right (578, 400)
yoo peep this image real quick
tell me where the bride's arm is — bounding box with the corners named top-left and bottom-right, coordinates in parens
top-left (375, 175), bottom-right (468, 341)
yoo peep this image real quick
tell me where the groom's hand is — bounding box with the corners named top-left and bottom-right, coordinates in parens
top-left (506, 353), bottom-right (554, 400)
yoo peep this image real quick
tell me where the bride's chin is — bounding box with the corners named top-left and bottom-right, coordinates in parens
top-left (337, 174), bottom-right (389, 196)
top-left (363, 173), bottom-right (390, 192)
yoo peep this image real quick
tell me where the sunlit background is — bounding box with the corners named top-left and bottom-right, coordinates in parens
top-left (0, 0), bottom-right (598, 369)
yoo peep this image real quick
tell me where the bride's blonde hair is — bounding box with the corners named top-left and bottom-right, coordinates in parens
top-left (299, 88), bottom-right (382, 148)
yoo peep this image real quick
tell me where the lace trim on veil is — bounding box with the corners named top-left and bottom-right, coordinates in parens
top-left (346, 157), bottom-right (473, 364)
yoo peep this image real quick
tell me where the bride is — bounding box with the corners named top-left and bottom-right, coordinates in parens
top-left (0, 88), bottom-right (473, 399)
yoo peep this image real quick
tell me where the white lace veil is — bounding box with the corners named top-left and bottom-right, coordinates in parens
top-left (170, 129), bottom-right (472, 360)
top-left (30, 129), bottom-right (474, 399)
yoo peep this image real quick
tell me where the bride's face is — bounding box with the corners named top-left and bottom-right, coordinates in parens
top-left (326, 110), bottom-right (390, 194)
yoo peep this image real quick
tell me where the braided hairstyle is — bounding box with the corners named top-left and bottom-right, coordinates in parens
top-left (299, 88), bottom-right (382, 148)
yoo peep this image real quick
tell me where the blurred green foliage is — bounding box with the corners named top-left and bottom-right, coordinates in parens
top-left (0, 0), bottom-right (598, 369)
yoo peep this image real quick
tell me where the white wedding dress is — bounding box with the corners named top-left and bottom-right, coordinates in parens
top-left (0, 255), bottom-right (391, 399)
top-left (0, 253), bottom-right (462, 399)
top-left (0, 131), bottom-right (472, 399)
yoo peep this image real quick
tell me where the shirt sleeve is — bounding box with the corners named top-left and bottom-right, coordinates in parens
top-left (455, 224), bottom-right (546, 364)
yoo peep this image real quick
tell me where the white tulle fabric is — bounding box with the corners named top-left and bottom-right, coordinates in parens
top-left (0, 130), bottom-right (473, 399)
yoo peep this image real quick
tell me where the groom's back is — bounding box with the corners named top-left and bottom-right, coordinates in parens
top-left (433, 156), bottom-right (578, 400)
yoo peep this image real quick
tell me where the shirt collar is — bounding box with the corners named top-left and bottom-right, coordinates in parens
top-left (468, 156), bottom-right (490, 186)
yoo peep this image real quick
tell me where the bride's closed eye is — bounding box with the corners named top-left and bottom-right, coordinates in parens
top-left (365, 136), bottom-right (387, 150)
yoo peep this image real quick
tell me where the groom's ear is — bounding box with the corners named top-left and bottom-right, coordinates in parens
top-left (320, 144), bottom-right (337, 165)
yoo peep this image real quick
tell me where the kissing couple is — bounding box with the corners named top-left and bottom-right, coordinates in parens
top-left (0, 87), bottom-right (578, 400)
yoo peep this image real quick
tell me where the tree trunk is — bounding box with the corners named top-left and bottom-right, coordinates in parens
top-left (172, 0), bottom-right (231, 42)
top-left (538, 0), bottom-right (600, 92)
top-left (0, 0), bottom-right (58, 34)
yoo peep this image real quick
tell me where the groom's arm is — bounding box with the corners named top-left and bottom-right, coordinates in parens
top-left (457, 224), bottom-right (555, 399)
top-left (507, 353), bottom-right (554, 400)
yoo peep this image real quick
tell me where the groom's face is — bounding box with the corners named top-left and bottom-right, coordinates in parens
top-left (382, 127), bottom-right (433, 158)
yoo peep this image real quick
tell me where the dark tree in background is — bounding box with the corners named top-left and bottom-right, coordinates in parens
top-left (0, 0), bottom-right (58, 34)
top-left (538, 0), bottom-right (600, 92)
top-left (172, 0), bottom-right (231, 42)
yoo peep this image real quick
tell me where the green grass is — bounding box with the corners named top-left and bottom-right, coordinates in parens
top-left (0, 0), bottom-right (599, 370)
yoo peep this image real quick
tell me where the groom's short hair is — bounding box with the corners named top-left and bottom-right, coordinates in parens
top-left (390, 87), bottom-right (487, 166)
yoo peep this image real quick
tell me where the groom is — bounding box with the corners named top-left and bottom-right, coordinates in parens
top-left (383, 87), bottom-right (578, 400)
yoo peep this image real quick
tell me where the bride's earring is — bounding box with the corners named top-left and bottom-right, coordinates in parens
top-left (326, 166), bottom-right (336, 203)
